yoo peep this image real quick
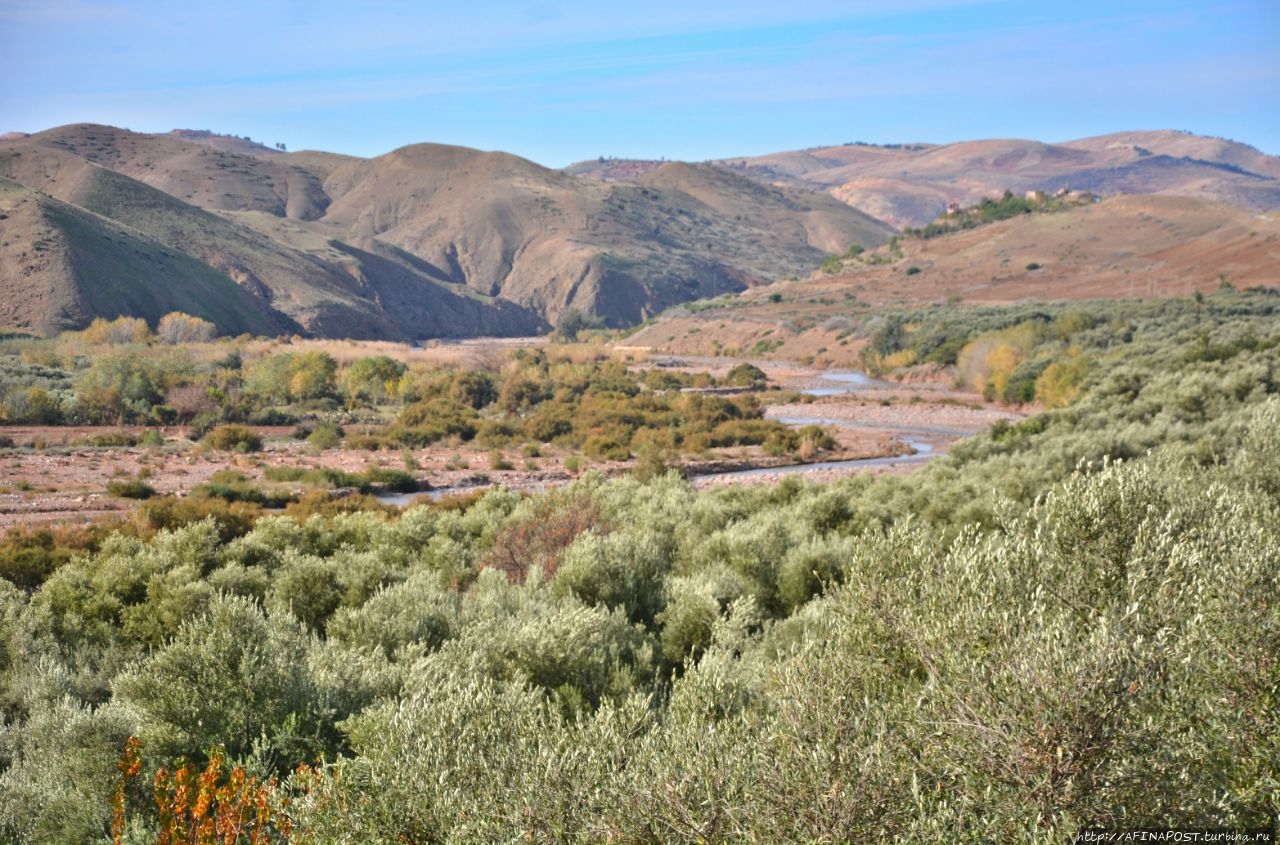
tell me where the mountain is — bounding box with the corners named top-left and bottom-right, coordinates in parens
top-left (293, 144), bottom-right (893, 323)
top-left (6, 123), bottom-right (1273, 341)
top-left (0, 124), bottom-right (893, 338)
top-left (695, 131), bottom-right (1280, 228)
top-left (0, 136), bottom-right (542, 338)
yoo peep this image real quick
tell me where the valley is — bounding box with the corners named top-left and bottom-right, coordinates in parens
top-left (0, 121), bottom-right (1276, 842)
top-left (0, 337), bottom-right (1019, 527)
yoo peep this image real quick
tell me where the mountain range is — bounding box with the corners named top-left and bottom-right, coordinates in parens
top-left (1, 124), bottom-right (1275, 339)
top-left (568, 130), bottom-right (1280, 229)
top-left (0, 124), bottom-right (890, 338)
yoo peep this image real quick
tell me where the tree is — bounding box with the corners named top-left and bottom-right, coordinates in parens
top-left (247, 351), bottom-right (337, 404)
top-left (341, 356), bottom-right (406, 405)
top-left (288, 352), bottom-right (338, 401)
top-left (553, 308), bottom-right (596, 342)
top-left (81, 316), bottom-right (151, 345)
top-left (74, 351), bottom-right (186, 423)
top-left (155, 312), bottom-right (217, 345)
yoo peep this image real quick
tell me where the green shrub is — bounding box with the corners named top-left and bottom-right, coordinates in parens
top-left (724, 363), bottom-right (768, 388)
top-left (307, 423), bottom-right (345, 449)
top-left (360, 467), bottom-right (419, 494)
top-left (73, 431), bottom-right (138, 447)
top-left (194, 481), bottom-right (293, 508)
top-left (584, 435), bottom-right (631, 461)
top-left (105, 478), bottom-right (157, 500)
top-left (204, 424), bottom-right (262, 452)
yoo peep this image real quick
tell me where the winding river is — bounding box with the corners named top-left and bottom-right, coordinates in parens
top-left (690, 369), bottom-right (965, 483)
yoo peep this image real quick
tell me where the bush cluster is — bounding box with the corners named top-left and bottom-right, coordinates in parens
top-left (385, 353), bottom-right (812, 460)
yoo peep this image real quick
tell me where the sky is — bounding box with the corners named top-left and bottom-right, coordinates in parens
top-left (1, 0), bottom-right (1277, 167)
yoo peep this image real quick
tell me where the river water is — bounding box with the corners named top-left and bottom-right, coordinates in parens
top-left (690, 370), bottom-right (957, 483)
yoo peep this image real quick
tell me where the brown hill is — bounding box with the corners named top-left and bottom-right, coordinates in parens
top-left (0, 139), bottom-right (543, 338)
top-left (0, 177), bottom-right (288, 336)
top-left (267, 141), bottom-right (892, 325)
top-left (710, 132), bottom-right (1280, 228)
top-left (1, 124), bottom-right (892, 337)
top-left (7, 124), bottom-right (337, 220)
top-left (816, 194), bottom-right (1280, 305)
top-left (622, 194), bottom-right (1280, 361)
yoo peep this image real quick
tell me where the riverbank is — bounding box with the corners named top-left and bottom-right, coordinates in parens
top-left (0, 359), bottom-right (1023, 525)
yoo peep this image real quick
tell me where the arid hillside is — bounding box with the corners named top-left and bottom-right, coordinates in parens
top-left (0, 142), bottom-right (543, 339)
top-left (715, 131), bottom-right (1280, 227)
top-left (0, 177), bottom-right (290, 337)
top-left (0, 125), bottom-right (892, 338)
top-left (622, 194), bottom-right (1280, 365)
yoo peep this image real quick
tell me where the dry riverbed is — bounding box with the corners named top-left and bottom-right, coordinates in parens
top-left (0, 362), bottom-right (1025, 526)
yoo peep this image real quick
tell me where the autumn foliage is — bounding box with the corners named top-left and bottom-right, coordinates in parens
top-left (112, 738), bottom-right (292, 845)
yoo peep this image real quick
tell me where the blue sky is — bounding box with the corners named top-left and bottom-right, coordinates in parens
top-left (2, 0), bottom-right (1276, 166)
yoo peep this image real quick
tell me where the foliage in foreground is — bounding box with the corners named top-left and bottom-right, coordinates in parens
top-left (0, 295), bottom-right (1276, 841)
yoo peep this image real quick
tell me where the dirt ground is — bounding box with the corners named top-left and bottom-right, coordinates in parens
top-left (0, 359), bottom-right (1022, 528)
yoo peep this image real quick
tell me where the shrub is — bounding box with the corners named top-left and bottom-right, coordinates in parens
top-left (195, 481), bottom-right (294, 508)
top-left (113, 594), bottom-right (319, 765)
top-left (307, 423), bottom-right (344, 449)
top-left (347, 433), bottom-right (390, 451)
top-left (360, 467), bottom-right (419, 494)
top-left (724, 363), bottom-right (768, 389)
top-left (134, 495), bottom-right (260, 540)
top-left (73, 431), bottom-right (138, 447)
top-left (584, 435), bottom-right (631, 462)
top-left (479, 486), bottom-right (610, 584)
top-left (105, 479), bottom-right (157, 500)
top-left (111, 740), bottom-right (291, 845)
top-left (204, 424), bottom-right (262, 453)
